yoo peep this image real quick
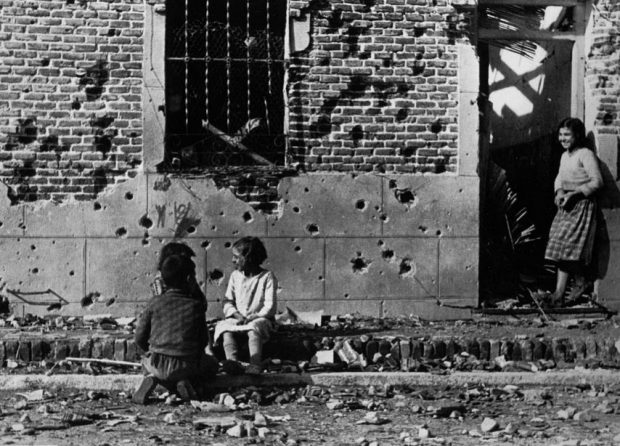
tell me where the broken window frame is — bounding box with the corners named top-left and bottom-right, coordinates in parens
top-left (162, 0), bottom-right (291, 171)
top-left (477, 0), bottom-right (587, 120)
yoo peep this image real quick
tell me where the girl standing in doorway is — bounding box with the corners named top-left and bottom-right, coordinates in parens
top-left (545, 117), bottom-right (603, 306)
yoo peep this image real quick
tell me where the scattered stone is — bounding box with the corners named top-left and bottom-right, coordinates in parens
top-left (163, 413), bottom-right (178, 424)
top-left (257, 427), bottom-right (270, 439)
top-left (313, 350), bottom-right (337, 364)
top-left (190, 401), bottom-right (232, 412)
top-left (557, 407), bottom-right (577, 420)
top-left (193, 416), bottom-right (239, 429)
top-left (504, 423), bottom-right (518, 435)
top-left (14, 400), bottom-right (29, 410)
top-left (226, 423), bottom-right (246, 438)
top-left (574, 410), bottom-right (597, 422)
top-left (254, 412), bottom-right (267, 427)
top-left (418, 427), bottom-right (431, 439)
top-left (16, 389), bottom-right (45, 401)
top-left (481, 417), bottom-right (499, 433)
top-left (326, 399), bottom-right (344, 410)
top-left (355, 411), bottom-right (389, 425)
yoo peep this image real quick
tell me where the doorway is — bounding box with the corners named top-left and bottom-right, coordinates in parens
top-left (478, 1), bottom-right (587, 305)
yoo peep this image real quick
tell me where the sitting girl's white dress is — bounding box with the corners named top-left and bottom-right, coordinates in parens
top-left (213, 269), bottom-right (277, 344)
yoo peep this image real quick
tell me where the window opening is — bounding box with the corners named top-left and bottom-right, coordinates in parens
top-left (165, 0), bottom-right (287, 169)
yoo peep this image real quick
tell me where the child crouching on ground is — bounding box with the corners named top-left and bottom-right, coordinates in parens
top-left (214, 237), bottom-right (277, 374)
top-left (133, 254), bottom-right (218, 403)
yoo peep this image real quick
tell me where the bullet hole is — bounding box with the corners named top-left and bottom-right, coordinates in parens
top-left (141, 238), bottom-right (150, 246)
top-left (436, 230), bottom-right (442, 236)
top-left (79, 60), bottom-right (109, 101)
top-left (124, 191), bottom-right (133, 200)
top-left (419, 225), bottom-right (428, 233)
top-left (602, 113), bottom-right (614, 125)
top-left (363, 0), bottom-right (376, 11)
top-left (306, 224), bottom-right (319, 236)
top-left (382, 249), bottom-right (394, 261)
top-left (355, 199), bottom-right (366, 211)
top-left (224, 242), bottom-right (232, 248)
top-left (430, 119), bottom-right (442, 134)
top-left (396, 108), bottom-right (408, 122)
top-left (413, 60), bottom-right (425, 76)
top-left (327, 9), bottom-right (343, 29)
top-left (201, 240), bottom-right (211, 249)
top-left (351, 255), bottom-right (371, 274)
top-left (115, 227), bottom-right (127, 237)
top-left (90, 115), bottom-right (115, 129)
top-left (139, 215), bottom-right (153, 229)
top-left (399, 257), bottom-right (415, 277)
top-left (16, 117), bottom-right (38, 144)
top-left (382, 57), bottom-right (391, 68)
top-left (377, 240), bottom-right (384, 246)
top-left (294, 246), bottom-right (302, 252)
top-left (242, 211), bottom-right (253, 223)
top-left (319, 57), bottom-right (330, 66)
top-left (47, 302), bottom-right (62, 311)
top-left (388, 180), bottom-right (397, 189)
top-left (219, 211), bottom-right (224, 216)
top-left (293, 206), bottom-right (300, 213)
top-left (0, 222), bottom-right (3, 227)
top-left (107, 28), bottom-right (116, 37)
top-left (81, 292), bottom-right (100, 307)
top-left (186, 226), bottom-right (196, 234)
top-left (394, 188), bottom-right (416, 205)
top-left (71, 99), bottom-right (81, 110)
top-left (208, 269), bottom-right (224, 284)
top-left (318, 275), bottom-right (324, 281)
top-left (41, 58), bottom-right (50, 67)
top-left (30, 245), bottom-right (36, 250)
top-left (106, 297), bottom-right (116, 306)
top-left (414, 26), bottom-right (426, 37)
top-left (211, 225), bottom-right (217, 231)
top-left (31, 267), bottom-right (39, 274)
top-left (380, 214), bottom-right (388, 222)
top-left (350, 125), bottom-right (364, 147)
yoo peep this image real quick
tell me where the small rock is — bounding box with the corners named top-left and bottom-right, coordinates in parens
top-left (14, 400), bottom-right (28, 410)
top-left (419, 427), bottom-right (431, 439)
top-left (226, 424), bottom-right (246, 438)
top-left (481, 417), bottom-right (499, 433)
top-left (163, 413), bottom-right (178, 424)
top-left (504, 423), bottom-right (518, 435)
top-left (354, 437), bottom-right (368, 445)
top-left (326, 399), bottom-right (344, 410)
top-left (285, 439), bottom-right (298, 446)
top-left (595, 402), bottom-right (614, 414)
top-left (468, 430), bottom-right (482, 437)
top-left (557, 407), bottom-right (577, 420)
top-left (11, 423), bottom-right (25, 432)
top-left (254, 412), bottom-right (267, 427)
top-left (19, 414), bottom-right (31, 423)
top-left (411, 405), bottom-right (423, 413)
top-left (257, 427), bottom-right (270, 439)
top-left (574, 410), bottom-right (597, 422)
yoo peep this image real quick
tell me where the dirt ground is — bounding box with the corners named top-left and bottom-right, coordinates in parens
top-left (1, 380), bottom-right (619, 446)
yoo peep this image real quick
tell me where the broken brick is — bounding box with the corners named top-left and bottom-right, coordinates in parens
top-left (17, 341), bottom-right (31, 363)
top-left (125, 339), bottom-right (138, 361)
top-left (479, 339), bottom-right (490, 360)
top-left (114, 339), bottom-right (126, 361)
top-left (520, 340), bottom-right (533, 361)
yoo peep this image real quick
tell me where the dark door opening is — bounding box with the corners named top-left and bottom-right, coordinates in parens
top-left (478, 3), bottom-right (579, 306)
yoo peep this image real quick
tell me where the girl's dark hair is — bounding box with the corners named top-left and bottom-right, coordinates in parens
top-left (558, 117), bottom-right (587, 148)
top-left (160, 254), bottom-right (194, 289)
top-left (232, 236), bottom-right (267, 266)
top-left (158, 242), bottom-right (196, 271)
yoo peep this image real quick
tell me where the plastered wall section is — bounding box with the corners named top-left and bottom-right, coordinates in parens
top-left (0, 171), bottom-right (478, 320)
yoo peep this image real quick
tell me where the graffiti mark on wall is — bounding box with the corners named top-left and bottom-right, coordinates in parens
top-left (155, 204), bottom-right (166, 228)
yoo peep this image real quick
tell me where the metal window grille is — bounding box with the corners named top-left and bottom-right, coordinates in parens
top-left (165, 0), bottom-right (287, 168)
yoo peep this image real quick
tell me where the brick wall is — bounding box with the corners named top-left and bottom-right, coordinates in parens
top-left (588, 0), bottom-right (620, 138)
top-left (0, 0), bottom-right (143, 202)
top-left (288, 0), bottom-right (470, 174)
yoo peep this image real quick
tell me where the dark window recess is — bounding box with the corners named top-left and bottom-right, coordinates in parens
top-left (165, 0), bottom-right (287, 169)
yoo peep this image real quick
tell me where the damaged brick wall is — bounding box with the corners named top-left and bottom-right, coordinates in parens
top-left (288, 0), bottom-right (470, 174)
top-left (0, 0), bottom-right (143, 203)
top-left (588, 0), bottom-right (620, 139)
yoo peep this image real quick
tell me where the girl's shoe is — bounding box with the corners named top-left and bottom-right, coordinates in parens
top-left (133, 375), bottom-right (158, 404)
top-left (176, 380), bottom-right (198, 402)
top-left (245, 364), bottom-right (262, 375)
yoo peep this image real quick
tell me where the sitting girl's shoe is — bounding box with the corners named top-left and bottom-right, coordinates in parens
top-left (245, 364), bottom-right (262, 375)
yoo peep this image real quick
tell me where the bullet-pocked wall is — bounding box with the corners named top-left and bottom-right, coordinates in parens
top-left (585, 0), bottom-right (620, 309)
top-left (0, 0), bottom-right (483, 319)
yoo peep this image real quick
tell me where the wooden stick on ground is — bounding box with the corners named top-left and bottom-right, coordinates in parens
top-left (61, 357), bottom-right (141, 368)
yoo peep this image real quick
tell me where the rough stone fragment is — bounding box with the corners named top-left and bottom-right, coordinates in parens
top-left (314, 350), bottom-right (336, 364)
top-left (326, 399), bottom-right (344, 410)
top-left (557, 407), bottom-right (577, 420)
top-left (574, 410), bottom-right (597, 422)
top-left (418, 427), bottom-right (431, 439)
top-left (226, 424), bottom-right (246, 438)
top-left (480, 417), bottom-right (499, 433)
top-left (477, 339), bottom-right (489, 360)
top-left (113, 339), bottom-right (126, 361)
top-left (17, 341), bottom-right (31, 363)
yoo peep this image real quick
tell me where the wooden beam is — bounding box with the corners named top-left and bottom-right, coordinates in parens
top-left (479, 0), bottom-right (582, 6)
top-left (478, 28), bottom-right (577, 41)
